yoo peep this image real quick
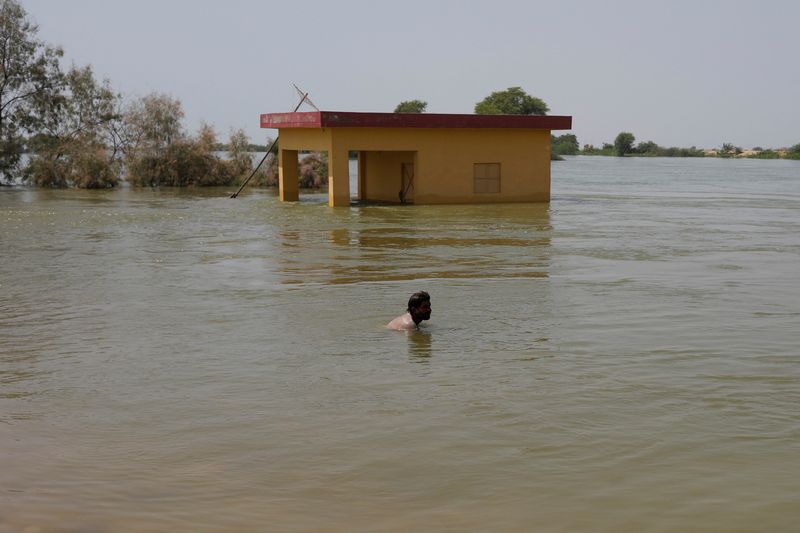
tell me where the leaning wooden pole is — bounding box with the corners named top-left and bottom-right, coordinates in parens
top-left (230, 92), bottom-right (309, 199)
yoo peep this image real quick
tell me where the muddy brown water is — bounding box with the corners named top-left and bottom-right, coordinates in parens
top-left (2, 156), bottom-right (799, 531)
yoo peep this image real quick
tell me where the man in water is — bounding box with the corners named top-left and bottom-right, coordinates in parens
top-left (386, 291), bottom-right (432, 330)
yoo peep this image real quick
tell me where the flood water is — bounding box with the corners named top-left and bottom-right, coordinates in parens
top-left (2, 156), bottom-right (799, 531)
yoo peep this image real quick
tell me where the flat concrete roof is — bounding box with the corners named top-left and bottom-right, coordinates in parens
top-left (260, 111), bottom-right (572, 130)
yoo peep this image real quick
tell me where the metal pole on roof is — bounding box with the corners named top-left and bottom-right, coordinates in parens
top-left (230, 87), bottom-right (313, 199)
top-left (293, 83), bottom-right (319, 111)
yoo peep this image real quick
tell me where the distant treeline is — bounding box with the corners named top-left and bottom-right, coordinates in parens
top-left (553, 133), bottom-right (800, 160)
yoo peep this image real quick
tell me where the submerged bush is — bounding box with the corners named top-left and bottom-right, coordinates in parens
top-left (126, 141), bottom-right (236, 187)
top-left (71, 147), bottom-right (119, 188)
top-left (25, 153), bottom-right (70, 188)
top-left (125, 125), bottom-right (248, 187)
top-left (299, 152), bottom-right (328, 188)
top-left (250, 151), bottom-right (327, 189)
top-left (249, 153), bottom-right (279, 187)
top-left (26, 142), bottom-right (119, 188)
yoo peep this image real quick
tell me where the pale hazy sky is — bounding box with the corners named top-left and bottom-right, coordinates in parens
top-left (23, 0), bottom-right (800, 148)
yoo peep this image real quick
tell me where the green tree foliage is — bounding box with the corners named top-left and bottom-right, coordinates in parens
top-left (583, 140), bottom-right (706, 158)
top-left (0, 0), bottom-right (63, 182)
top-left (659, 146), bottom-right (705, 157)
top-left (474, 87), bottom-right (548, 115)
top-left (552, 134), bottom-right (579, 156)
top-left (786, 143), bottom-right (800, 160)
top-left (614, 132), bottom-right (636, 157)
top-left (580, 143), bottom-right (611, 155)
top-left (394, 100), bottom-right (427, 113)
top-left (718, 142), bottom-right (742, 158)
top-left (747, 149), bottom-right (780, 159)
top-left (635, 140), bottom-right (659, 155)
top-left (25, 65), bottom-right (119, 188)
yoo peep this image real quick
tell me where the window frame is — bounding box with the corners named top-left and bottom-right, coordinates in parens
top-left (473, 162), bottom-right (501, 194)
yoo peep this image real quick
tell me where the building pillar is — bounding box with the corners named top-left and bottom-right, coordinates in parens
top-left (327, 144), bottom-right (350, 207)
top-left (358, 151), bottom-right (367, 201)
top-left (279, 149), bottom-right (298, 202)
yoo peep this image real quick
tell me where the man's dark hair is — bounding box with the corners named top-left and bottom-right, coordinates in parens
top-left (407, 291), bottom-right (430, 313)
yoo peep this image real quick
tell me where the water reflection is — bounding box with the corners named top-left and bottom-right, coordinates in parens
top-left (274, 203), bottom-right (552, 285)
top-left (278, 230), bottom-right (302, 248)
top-left (407, 330), bottom-right (432, 362)
top-left (329, 228), bottom-right (547, 249)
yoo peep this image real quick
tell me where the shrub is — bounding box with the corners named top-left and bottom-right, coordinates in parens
top-left (635, 141), bottom-right (660, 155)
top-left (250, 153), bottom-right (279, 187)
top-left (125, 126), bottom-right (242, 187)
top-left (25, 142), bottom-right (118, 188)
top-left (299, 152), bottom-right (328, 188)
top-left (552, 134), bottom-right (579, 156)
top-left (239, 149), bottom-right (327, 189)
top-left (72, 147), bottom-right (119, 188)
top-left (747, 150), bottom-right (780, 159)
top-left (25, 153), bottom-right (70, 188)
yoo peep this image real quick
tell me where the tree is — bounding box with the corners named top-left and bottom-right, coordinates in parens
top-left (636, 140), bottom-right (659, 155)
top-left (25, 64), bottom-right (119, 188)
top-left (0, 0), bottom-right (63, 181)
top-left (226, 127), bottom-right (254, 178)
top-left (123, 92), bottom-right (184, 158)
top-left (394, 100), bottom-right (427, 113)
top-left (123, 107), bottom-right (244, 188)
top-left (103, 96), bottom-right (140, 163)
top-left (614, 132), bottom-right (636, 156)
top-left (474, 87), bottom-right (548, 115)
top-left (552, 133), bottom-right (579, 156)
top-left (719, 142), bottom-right (742, 158)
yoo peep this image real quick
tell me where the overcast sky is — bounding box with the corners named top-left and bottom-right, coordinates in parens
top-left (23, 0), bottom-right (800, 148)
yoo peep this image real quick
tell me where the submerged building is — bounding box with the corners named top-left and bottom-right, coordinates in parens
top-left (260, 111), bottom-right (572, 207)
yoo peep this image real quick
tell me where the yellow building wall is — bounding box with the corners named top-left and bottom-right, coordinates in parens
top-left (276, 126), bottom-right (552, 206)
top-left (279, 128), bottom-right (332, 152)
top-left (362, 151), bottom-right (415, 203)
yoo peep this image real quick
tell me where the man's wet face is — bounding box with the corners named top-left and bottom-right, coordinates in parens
top-left (411, 301), bottom-right (432, 322)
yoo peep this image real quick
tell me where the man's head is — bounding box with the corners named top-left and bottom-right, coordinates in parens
top-left (407, 291), bottom-right (432, 325)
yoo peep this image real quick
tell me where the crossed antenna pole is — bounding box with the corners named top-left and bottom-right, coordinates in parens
top-left (294, 83), bottom-right (319, 111)
top-left (230, 85), bottom-right (317, 198)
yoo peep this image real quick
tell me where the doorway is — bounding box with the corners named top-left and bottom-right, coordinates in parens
top-left (400, 162), bottom-right (414, 204)
top-left (355, 150), bottom-right (416, 204)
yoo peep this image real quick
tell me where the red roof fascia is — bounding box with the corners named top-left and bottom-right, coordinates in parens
top-left (260, 111), bottom-right (572, 130)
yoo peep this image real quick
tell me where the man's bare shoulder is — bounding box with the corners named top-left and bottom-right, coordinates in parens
top-left (386, 313), bottom-right (415, 330)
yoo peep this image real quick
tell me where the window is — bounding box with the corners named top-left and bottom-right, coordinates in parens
top-left (474, 163), bottom-right (500, 193)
